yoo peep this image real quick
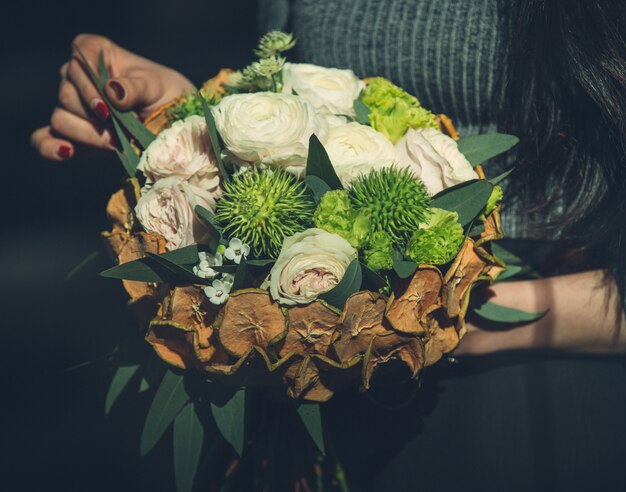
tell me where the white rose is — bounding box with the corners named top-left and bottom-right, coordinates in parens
top-left (394, 127), bottom-right (479, 195)
top-left (138, 116), bottom-right (222, 196)
top-left (135, 177), bottom-right (216, 251)
top-left (323, 122), bottom-right (396, 187)
top-left (269, 228), bottom-right (358, 305)
top-left (282, 62), bottom-right (365, 116)
top-left (212, 92), bottom-right (327, 177)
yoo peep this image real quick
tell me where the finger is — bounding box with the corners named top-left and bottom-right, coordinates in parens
top-left (50, 107), bottom-right (114, 150)
top-left (31, 126), bottom-right (74, 161)
top-left (104, 69), bottom-right (165, 114)
top-left (59, 62), bottom-right (69, 79)
top-left (66, 57), bottom-right (110, 121)
top-left (58, 79), bottom-right (95, 120)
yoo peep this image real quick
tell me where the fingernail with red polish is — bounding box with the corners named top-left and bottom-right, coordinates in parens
top-left (58, 145), bottom-right (72, 160)
top-left (91, 98), bottom-right (110, 120)
top-left (108, 80), bottom-right (126, 101)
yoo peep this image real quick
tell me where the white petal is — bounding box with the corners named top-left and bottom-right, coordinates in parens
top-left (229, 237), bottom-right (243, 249)
top-left (242, 244), bottom-right (251, 256)
top-left (224, 248), bottom-right (236, 261)
top-left (204, 286), bottom-right (217, 297)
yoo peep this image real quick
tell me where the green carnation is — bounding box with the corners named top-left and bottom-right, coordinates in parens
top-left (313, 190), bottom-right (370, 248)
top-left (167, 92), bottom-right (218, 123)
top-left (405, 208), bottom-right (464, 265)
top-left (484, 185), bottom-right (503, 216)
top-left (349, 167), bottom-right (431, 246)
top-left (361, 77), bottom-right (438, 144)
top-left (364, 231), bottom-right (394, 272)
top-left (216, 168), bottom-right (314, 258)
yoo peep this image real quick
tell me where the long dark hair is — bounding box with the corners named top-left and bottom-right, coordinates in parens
top-left (501, 0), bottom-right (626, 282)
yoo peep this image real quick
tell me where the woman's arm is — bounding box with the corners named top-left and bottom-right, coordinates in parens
top-left (456, 270), bottom-right (626, 355)
top-left (31, 34), bottom-right (194, 161)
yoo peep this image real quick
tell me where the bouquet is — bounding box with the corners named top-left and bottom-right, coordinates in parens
top-left (82, 32), bottom-right (530, 491)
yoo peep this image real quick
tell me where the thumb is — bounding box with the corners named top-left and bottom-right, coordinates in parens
top-left (104, 69), bottom-right (165, 116)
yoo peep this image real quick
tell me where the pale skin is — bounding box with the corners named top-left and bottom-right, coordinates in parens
top-left (32, 36), bottom-right (626, 355)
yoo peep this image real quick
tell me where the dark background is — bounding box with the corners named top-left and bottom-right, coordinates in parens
top-left (2, 1), bottom-right (626, 491)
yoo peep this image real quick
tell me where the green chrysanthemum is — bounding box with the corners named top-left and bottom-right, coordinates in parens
top-left (216, 168), bottom-right (314, 258)
top-left (313, 190), bottom-right (371, 248)
top-left (405, 208), bottom-right (464, 265)
top-left (364, 231), bottom-right (394, 272)
top-left (349, 167), bottom-right (431, 246)
top-left (167, 92), bottom-right (219, 123)
top-left (361, 77), bottom-right (438, 144)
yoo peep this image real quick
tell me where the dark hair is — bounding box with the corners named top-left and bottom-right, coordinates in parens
top-left (501, 0), bottom-right (626, 281)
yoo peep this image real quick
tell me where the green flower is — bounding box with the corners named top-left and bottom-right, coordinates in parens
top-left (405, 208), bottom-right (464, 265)
top-left (364, 231), bottom-right (394, 272)
top-left (216, 168), bottom-right (314, 258)
top-left (313, 190), bottom-right (370, 248)
top-left (167, 91), bottom-right (218, 123)
top-left (361, 77), bottom-right (438, 144)
top-left (349, 167), bottom-right (431, 246)
top-left (254, 31), bottom-right (297, 58)
top-left (484, 185), bottom-right (503, 216)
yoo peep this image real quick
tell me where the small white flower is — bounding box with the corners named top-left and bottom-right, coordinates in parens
top-left (193, 251), bottom-right (223, 280)
top-left (223, 238), bottom-right (251, 264)
top-left (222, 273), bottom-right (235, 290)
top-left (203, 279), bottom-right (231, 305)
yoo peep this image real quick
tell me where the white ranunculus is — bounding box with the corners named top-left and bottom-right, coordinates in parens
top-left (268, 228), bottom-right (357, 306)
top-left (323, 122), bottom-right (396, 187)
top-left (138, 116), bottom-right (222, 196)
top-left (212, 92), bottom-right (327, 177)
top-left (394, 127), bottom-right (479, 195)
top-left (282, 62), bottom-right (365, 116)
top-left (134, 177), bottom-right (216, 251)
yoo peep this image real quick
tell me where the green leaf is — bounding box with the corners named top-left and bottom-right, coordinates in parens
top-left (360, 263), bottom-right (387, 291)
top-left (64, 250), bottom-right (100, 281)
top-left (491, 242), bottom-right (542, 280)
top-left (174, 402), bottom-right (204, 492)
top-left (246, 259), bottom-right (275, 267)
top-left (457, 133), bottom-right (519, 166)
top-left (297, 403), bottom-right (325, 455)
top-left (473, 300), bottom-right (548, 324)
top-left (490, 167), bottom-right (514, 185)
top-left (432, 179), bottom-right (493, 226)
top-left (496, 264), bottom-right (524, 282)
top-left (146, 253), bottom-right (203, 283)
top-left (111, 116), bottom-right (140, 177)
top-left (304, 175), bottom-right (331, 204)
top-left (105, 364), bottom-right (140, 415)
top-left (306, 134), bottom-right (343, 190)
top-left (231, 259), bottom-right (248, 291)
top-left (73, 46), bottom-right (155, 149)
top-left (468, 222), bottom-right (486, 237)
top-left (353, 99), bottom-right (371, 126)
top-left (392, 259), bottom-right (418, 279)
top-left (195, 205), bottom-right (223, 246)
top-left (199, 94), bottom-right (230, 181)
top-left (210, 388), bottom-right (246, 456)
top-left (319, 259), bottom-right (362, 309)
top-left (141, 370), bottom-right (190, 456)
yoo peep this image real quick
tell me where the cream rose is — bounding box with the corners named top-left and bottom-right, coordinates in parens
top-left (269, 228), bottom-right (357, 305)
top-left (138, 116), bottom-right (222, 196)
top-left (282, 62), bottom-right (365, 116)
top-left (394, 127), bottom-right (479, 195)
top-left (135, 177), bottom-right (216, 251)
top-left (323, 122), bottom-right (396, 187)
top-left (212, 92), bottom-right (327, 177)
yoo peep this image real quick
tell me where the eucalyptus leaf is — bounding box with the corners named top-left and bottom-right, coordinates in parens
top-left (393, 259), bottom-right (418, 279)
top-left (468, 222), bottom-right (486, 237)
top-left (64, 250), bottom-right (100, 281)
top-left (199, 95), bottom-right (230, 181)
top-left (246, 259), bottom-right (275, 267)
top-left (473, 300), bottom-right (548, 324)
top-left (306, 134), bottom-right (343, 190)
top-left (457, 133), bottom-right (519, 166)
top-left (210, 388), bottom-right (246, 456)
top-left (353, 99), bottom-right (371, 126)
top-left (105, 364), bottom-right (140, 415)
top-left (174, 402), bottom-right (204, 492)
top-left (319, 259), bottom-right (362, 309)
top-left (360, 263), bottom-right (387, 291)
top-left (432, 179), bottom-right (493, 226)
top-left (495, 264), bottom-right (524, 282)
top-left (490, 167), bottom-right (514, 185)
top-left (304, 175), bottom-right (331, 204)
top-left (231, 259), bottom-right (248, 291)
top-left (146, 253), bottom-right (204, 283)
top-left (195, 205), bottom-right (223, 244)
top-left (141, 370), bottom-right (190, 456)
top-left (297, 403), bottom-right (325, 455)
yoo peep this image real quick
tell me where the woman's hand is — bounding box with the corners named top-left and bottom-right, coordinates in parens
top-left (31, 34), bottom-right (194, 161)
top-left (455, 270), bottom-right (626, 356)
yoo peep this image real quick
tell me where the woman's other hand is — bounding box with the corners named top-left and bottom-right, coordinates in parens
top-left (31, 34), bottom-right (194, 161)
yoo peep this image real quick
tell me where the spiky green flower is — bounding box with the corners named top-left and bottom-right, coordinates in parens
top-left (216, 168), bottom-right (314, 258)
top-left (405, 208), bottom-right (464, 265)
top-left (254, 31), bottom-right (297, 58)
top-left (361, 77), bottom-right (438, 144)
top-left (166, 91), bottom-right (219, 123)
top-left (349, 167), bottom-right (431, 246)
top-left (313, 190), bottom-right (371, 248)
top-left (364, 231), bottom-right (394, 272)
